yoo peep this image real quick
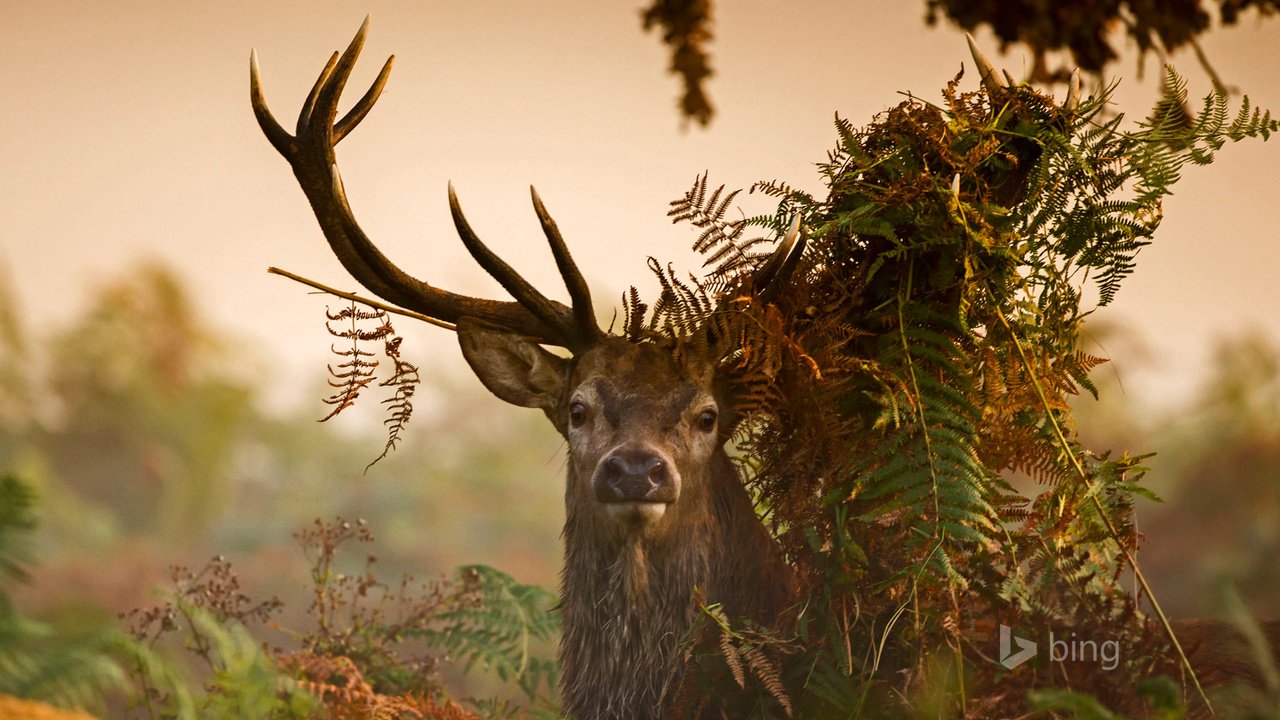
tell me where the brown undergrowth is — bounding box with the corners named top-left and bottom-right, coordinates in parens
top-left (122, 517), bottom-right (557, 719)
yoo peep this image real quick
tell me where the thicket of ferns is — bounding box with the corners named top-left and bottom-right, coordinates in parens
top-left (628, 69), bottom-right (1275, 717)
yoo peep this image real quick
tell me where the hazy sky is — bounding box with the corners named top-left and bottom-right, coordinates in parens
top-left (3, 1), bottom-right (1278, 414)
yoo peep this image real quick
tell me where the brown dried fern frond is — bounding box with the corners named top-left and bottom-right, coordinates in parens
top-left (316, 300), bottom-right (421, 468)
top-left (718, 629), bottom-right (745, 688)
top-left (281, 651), bottom-right (479, 720)
top-left (622, 286), bottom-right (649, 342)
top-left (667, 173), bottom-right (774, 281)
top-left (366, 331), bottom-right (420, 472)
top-left (742, 644), bottom-right (792, 717)
top-left (322, 302), bottom-right (390, 421)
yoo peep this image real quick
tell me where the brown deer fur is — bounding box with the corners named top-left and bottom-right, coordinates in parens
top-left (460, 328), bottom-right (793, 719)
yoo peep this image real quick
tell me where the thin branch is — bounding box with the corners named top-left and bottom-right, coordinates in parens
top-left (993, 306), bottom-right (1212, 712)
top-left (1188, 37), bottom-right (1230, 96)
top-left (267, 266), bottom-right (456, 331)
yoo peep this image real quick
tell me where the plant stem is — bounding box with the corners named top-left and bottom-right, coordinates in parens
top-left (267, 267), bottom-right (456, 331)
top-left (994, 308), bottom-right (1212, 712)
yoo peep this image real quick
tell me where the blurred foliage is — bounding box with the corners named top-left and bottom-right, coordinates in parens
top-left (926, 0), bottom-right (1279, 87)
top-left (0, 476), bottom-right (36, 598)
top-left (633, 1), bottom-right (1279, 127)
top-left (0, 261), bottom-right (566, 715)
top-left (1, 476), bottom-right (559, 718)
top-left (0, 260), bottom-right (563, 584)
top-left (0, 475), bottom-right (128, 716)
top-left (641, 0), bottom-right (715, 128)
top-left (35, 264), bottom-right (252, 541)
top-left (1083, 332), bottom-right (1280, 620)
top-left (0, 268), bottom-right (31, 447)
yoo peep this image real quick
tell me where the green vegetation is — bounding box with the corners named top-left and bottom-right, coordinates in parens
top-left (639, 66), bottom-right (1276, 716)
top-left (3, 38), bottom-right (1280, 720)
top-left (0, 264), bottom-right (564, 716)
top-left (0, 476), bottom-right (127, 714)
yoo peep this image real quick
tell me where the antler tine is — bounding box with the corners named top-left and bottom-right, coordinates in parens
top-left (297, 52), bottom-right (339, 137)
top-left (448, 183), bottom-right (576, 342)
top-left (249, 50), bottom-right (292, 155)
top-left (335, 55), bottom-right (395, 143)
top-left (531, 186), bottom-right (603, 349)
top-left (277, 21), bottom-right (424, 310)
top-left (310, 15), bottom-right (370, 134)
top-left (1065, 67), bottom-right (1081, 112)
top-left (760, 217), bottom-right (807, 304)
top-left (752, 213), bottom-right (805, 295)
top-left (965, 33), bottom-right (1008, 97)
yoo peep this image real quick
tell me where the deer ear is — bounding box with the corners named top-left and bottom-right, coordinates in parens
top-left (457, 319), bottom-right (567, 410)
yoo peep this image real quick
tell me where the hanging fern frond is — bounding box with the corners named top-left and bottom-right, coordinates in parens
top-left (414, 565), bottom-right (559, 701)
top-left (309, 300), bottom-right (423, 468)
top-left (321, 302), bottom-right (388, 422)
top-left (366, 330), bottom-right (420, 473)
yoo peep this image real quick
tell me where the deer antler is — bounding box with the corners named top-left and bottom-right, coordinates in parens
top-left (754, 213), bottom-right (806, 303)
top-left (251, 18), bottom-right (601, 350)
top-left (966, 33), bottom-right (1008, 97)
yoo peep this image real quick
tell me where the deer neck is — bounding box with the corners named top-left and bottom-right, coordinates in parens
top-left (556, 452), bottom-right (728, 719)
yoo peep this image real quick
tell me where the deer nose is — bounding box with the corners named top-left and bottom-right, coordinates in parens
top-left (595, 446), bottom-right (677, 504)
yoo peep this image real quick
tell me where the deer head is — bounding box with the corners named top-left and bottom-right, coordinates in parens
top-left (251, 20), bottom-right (800, 717)
top-left (250, 19), bottom-right (803, 536)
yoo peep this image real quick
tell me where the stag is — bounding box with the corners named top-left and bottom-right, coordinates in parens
top-left (250, 20), bottom-right (795, 719)
top-left (253, 21), bottom-right (1280, 719)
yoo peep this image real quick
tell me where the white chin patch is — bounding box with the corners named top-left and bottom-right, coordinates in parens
top-left (605, 501), bottom-right (668, 525)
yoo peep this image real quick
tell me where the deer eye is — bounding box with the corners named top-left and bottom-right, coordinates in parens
top-left (696, 409), bottom-right (717, 433)
top-left (569, 402), bottom-right (587, 427)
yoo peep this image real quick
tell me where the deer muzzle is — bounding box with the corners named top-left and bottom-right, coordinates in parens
top-left (593, 443), bottom-right (679, 523)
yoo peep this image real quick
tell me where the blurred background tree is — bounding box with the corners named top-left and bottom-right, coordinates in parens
top-left (1135, 333), bottom-right (1280, 617)
top-left (1073, 328), bottom-right (1280, 618)
top-left (0, 262), bottom-right (563, 670)
top-left (926, 0), bottom-right (1279, 86)
top-left (38, 265), bottom-right (251, 542)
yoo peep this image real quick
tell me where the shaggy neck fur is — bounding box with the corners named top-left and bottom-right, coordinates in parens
top-left (557, 452), bottom-right (789, 720)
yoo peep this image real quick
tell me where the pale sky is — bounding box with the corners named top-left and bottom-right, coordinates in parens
top-left (3, 1), bottom-right (1278, 414)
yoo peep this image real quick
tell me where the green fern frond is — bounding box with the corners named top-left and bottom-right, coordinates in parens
top-left (416, 565), bottom-right (559, 700)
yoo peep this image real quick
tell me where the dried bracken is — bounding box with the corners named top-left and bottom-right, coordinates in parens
top-left (315, 300), bottom-right (420, 469)
top-left (648, 59), bottom-right (1277, 717)
top-left (368, 331), bottom-right (419, 472)
top-left (281, 652), bottom-right (479, 720)
top-left (322, 302), bottom-right (387, 421)
top-left (0, 695), bottom-right (99, 720)
top-left (122, 517), bottom-right (558, 718)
